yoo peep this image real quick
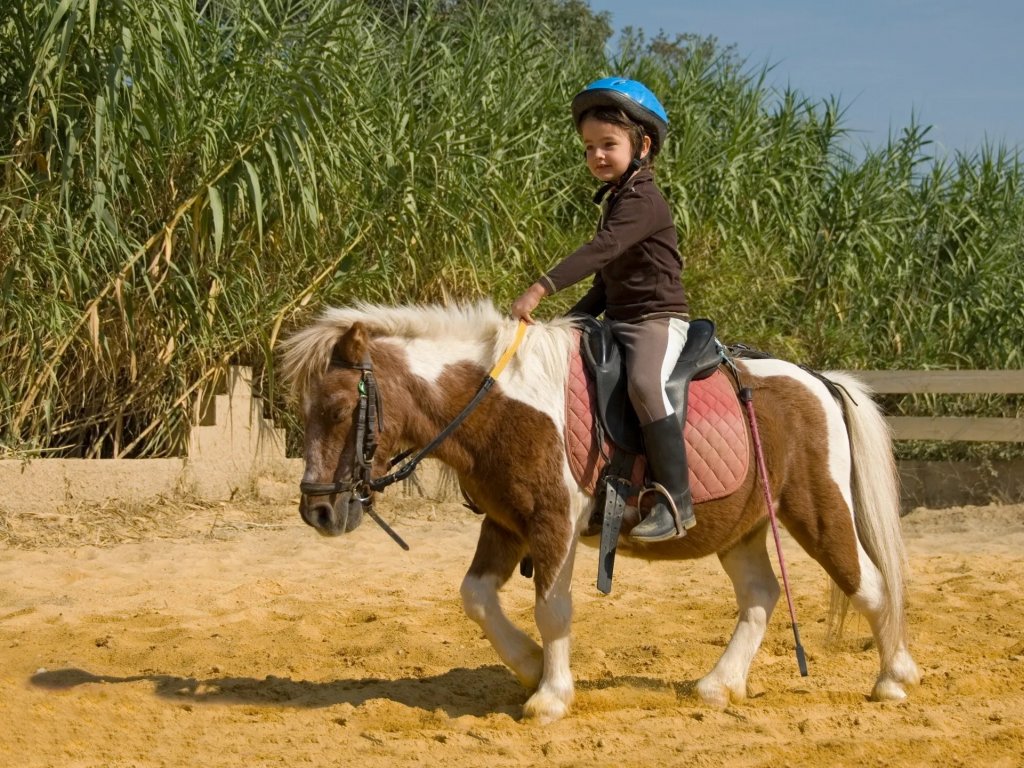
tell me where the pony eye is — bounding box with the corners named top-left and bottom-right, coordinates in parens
top-left (322, 405), bottom-right (346, 424)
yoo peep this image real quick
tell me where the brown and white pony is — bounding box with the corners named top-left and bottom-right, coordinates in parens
top-left (278, 302), bottom-right (919, 724)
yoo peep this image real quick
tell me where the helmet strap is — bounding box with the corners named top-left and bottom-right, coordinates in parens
top-left (592, 182), bottom-right (615, 205)
top-left (619, 155), bottom-right (643, 185)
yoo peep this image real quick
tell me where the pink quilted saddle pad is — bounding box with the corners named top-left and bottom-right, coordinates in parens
top-left (565, 332), bottom-right (749, 502)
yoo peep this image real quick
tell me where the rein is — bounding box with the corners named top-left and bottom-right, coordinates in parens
top-left (367, 319), bottom-right (527, 493)
top-left (299, 321), bottom-right (528, 548)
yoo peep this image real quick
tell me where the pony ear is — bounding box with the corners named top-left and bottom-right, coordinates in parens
top-left (333, 322), bottom-right (370, 365)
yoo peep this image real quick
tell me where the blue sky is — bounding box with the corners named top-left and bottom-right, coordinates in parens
top-left (587, 0), bottom-right (1024, 155)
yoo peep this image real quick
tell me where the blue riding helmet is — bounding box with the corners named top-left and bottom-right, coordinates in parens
top-left (571, 77), bottom-right (669, 151)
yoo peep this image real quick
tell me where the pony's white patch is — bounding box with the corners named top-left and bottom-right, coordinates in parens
top-left (404, 338), bottom-right (490, 384)
top-left (851, 541), bottom-right (886, 616)
top-left (499, 325), bottom-right (576, 440)
top-left (398, 327), bottom-right (573, 441)
top-left (743, 358), bottom-right (854, 512)
top-left (504, 364), bottom-right (567, 436)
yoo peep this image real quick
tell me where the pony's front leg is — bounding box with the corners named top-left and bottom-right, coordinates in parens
top-left (460, 518), bottom-right (543, 688)
top-left (522, 527), bottom-right (580, 725)
top-left (697, 526), bottom-right (780, 709)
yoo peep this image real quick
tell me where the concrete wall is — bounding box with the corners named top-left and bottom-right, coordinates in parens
top-left (1, 366), bottom-right (1020, 514)
top-left (899, 459), bottom-right (1024, 510)
top-left (0, 367), bottom-right (451, 515)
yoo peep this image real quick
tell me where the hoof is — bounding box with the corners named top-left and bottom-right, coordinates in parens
top-left (522, 687), bottom-right (573, 724)
top-left (696, 675), bottom-right (745, 710)
top-left (871, 678), bottom-right (908, 702)
top-left (872, 650), bottom-right (920, 700)
top-left (891, 650), bottom-right (922, 686)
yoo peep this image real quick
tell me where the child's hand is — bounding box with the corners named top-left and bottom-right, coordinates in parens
top-left (510, 283), bottom-right (548, 324)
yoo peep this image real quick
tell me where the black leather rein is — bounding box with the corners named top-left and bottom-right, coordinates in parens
top-left (297, 351), bottom-right (501, 551)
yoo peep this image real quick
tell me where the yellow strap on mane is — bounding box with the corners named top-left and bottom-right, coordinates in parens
top-left (488, 320), bottom-right (527, 379)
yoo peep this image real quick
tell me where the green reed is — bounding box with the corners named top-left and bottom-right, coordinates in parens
top-left (1, 0), bottom-right (1021, 459)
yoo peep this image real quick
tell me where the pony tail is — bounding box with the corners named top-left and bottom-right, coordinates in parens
top-left (825, 372), bottom-right (909, 647)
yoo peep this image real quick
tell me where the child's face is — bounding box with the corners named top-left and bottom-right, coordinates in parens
top-left (579, 116), bottom-right (650, 184)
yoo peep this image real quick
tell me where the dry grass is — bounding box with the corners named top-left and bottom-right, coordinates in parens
top-left (3, 0), bottom-right (1021, 467)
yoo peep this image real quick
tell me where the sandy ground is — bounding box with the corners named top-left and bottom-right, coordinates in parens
top-left (1, 493), bottom-right (1022, 768)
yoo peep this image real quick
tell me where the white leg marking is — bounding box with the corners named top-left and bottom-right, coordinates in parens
top-left (460, 573), bottom-right (542, 688)
top-left (850, 542), bottom-right (922, 701)
top-left (697, 534), bottom-right (780, 709)
top-left (523, 538), bottom-right (579, 724)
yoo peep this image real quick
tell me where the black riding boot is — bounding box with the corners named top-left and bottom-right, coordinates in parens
top-left (629, 414), bottom-right (696, 542)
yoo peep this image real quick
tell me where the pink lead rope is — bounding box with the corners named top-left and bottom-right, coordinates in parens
top-left (739, 386), bottom-right (809, 677)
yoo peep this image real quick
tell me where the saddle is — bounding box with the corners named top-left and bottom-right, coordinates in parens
top-left (569, 317), bottom-right (748, 594)
top-left (579, 316), bottom-right (724, 453)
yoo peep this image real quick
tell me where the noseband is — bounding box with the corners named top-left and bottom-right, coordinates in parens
top-left (298, 355), bottom-right (412, 550)
top-left (297, 321), bottom-right (528, 550)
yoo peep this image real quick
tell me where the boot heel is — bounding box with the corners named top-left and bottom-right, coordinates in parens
top-left (678, 492), bottom-right (696, 529)
top-left (679, 508), bottom-right (697, 530)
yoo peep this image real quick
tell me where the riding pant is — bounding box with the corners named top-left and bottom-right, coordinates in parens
top-left (610, 316), bottom-right (690, 425)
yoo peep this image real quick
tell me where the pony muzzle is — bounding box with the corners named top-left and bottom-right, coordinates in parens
top-left (299, 490), bottom-right (365, 536)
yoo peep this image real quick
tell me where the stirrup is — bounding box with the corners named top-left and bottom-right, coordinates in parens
top-left (631, 482), bottom-right (694, 541)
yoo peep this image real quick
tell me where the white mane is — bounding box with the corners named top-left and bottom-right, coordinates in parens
top-left (278, 300), bottom-right (578, 400)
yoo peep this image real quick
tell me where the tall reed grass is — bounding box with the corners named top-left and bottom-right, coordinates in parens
top-left (2, 0), bottom-right (1021, 459)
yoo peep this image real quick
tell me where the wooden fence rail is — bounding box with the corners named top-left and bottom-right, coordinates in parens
top-left (848, 370), bottom-right (1024, 442)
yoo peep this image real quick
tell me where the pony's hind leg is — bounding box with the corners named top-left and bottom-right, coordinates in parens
top-left (460, 518), bottom-right (543, 689)
top-left (697, 525), bottom-right (780, 709)
top-left (821, 369), bottom-right (920, 701)
top-left (842, 543), bottom-right (922, 701)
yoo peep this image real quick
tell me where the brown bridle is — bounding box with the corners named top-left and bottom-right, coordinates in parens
top-left (297, 321), bottom-right (528, 549)
top-left (298, 357), bottom-right (382, 500)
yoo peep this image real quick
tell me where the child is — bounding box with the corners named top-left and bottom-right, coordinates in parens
top-left (510, 77), bottom-right (695, 542)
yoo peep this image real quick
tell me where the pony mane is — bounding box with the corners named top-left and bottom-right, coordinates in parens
top-left (278, 300), bottom-right (578, 400)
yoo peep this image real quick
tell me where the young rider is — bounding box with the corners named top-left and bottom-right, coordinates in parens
top-left (510, 77), bottom-right (695, 542)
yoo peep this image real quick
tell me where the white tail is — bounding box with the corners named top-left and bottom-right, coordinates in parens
top-left (824, 372), bottom-right (908, 650)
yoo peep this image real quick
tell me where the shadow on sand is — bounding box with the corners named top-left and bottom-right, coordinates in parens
top-left (30, 664), bottom-right (526, 719)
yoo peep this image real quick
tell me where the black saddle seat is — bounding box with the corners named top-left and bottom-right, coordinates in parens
top-left (579, 316), bottom-right (723, 455)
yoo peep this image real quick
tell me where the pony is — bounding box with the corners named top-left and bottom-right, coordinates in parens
top-left (277, 301), bottom-right (920, 724)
